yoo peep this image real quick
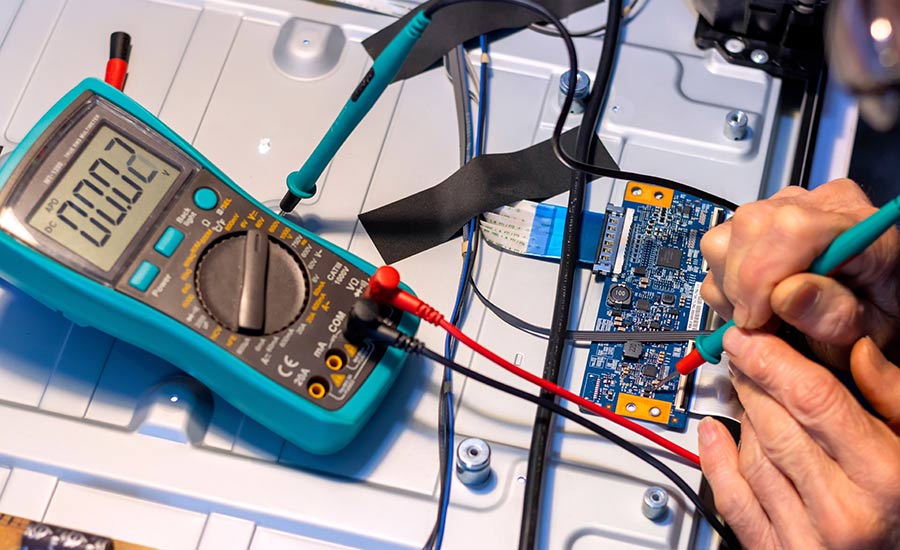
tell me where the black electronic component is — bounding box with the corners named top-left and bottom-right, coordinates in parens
top-left (607, 284), bottom-right (633, 308)
top-left (681, 204), bottom-right (692, 217)
top-left (661, 293), bottom-right (676, 306)
top-left (623, 341), bottom-right (644, 361)
top-left (656, 247), bottom-right (682, 269)
top-left (633, 266), bottom-right (646, 277)
top-left (649, 321), bottom-right (662, 330)
top-left (642, 364), bottom-right (659, 378)
top-left (668, 307), bottom-right (680, 317)
top-left (635, 298), bottom-right (651, 311)
top-left (710, 207), bottom-right (726, 229)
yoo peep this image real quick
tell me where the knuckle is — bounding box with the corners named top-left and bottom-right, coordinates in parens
top-left (700, 228), bottom-right (728, 260)
top-left (700, 279), bottom-right (728, 311)
top-left (738, 336), bottom-right (782, 386)
top-left (818, 296), bottom-right (864, 344)
top-left (787, 371), bottom-right (845, 423)
top-left (738, 441), bottom-right (772, 486)
top-left (770, 204), bottom-right (813, 242)
top-left (731, 202), bottom-right (772, 238)
top-left (713, 482), bottom-right (757, 523)
top-left (772, 185), bottom-right (807, 200)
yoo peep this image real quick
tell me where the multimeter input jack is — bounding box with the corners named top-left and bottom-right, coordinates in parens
top-left (325, 349), bottom-right (347, 371)
top-left (308, 377), bottom-right (330, 399)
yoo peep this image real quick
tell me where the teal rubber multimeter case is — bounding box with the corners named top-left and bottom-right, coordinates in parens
top-left (0, 78), bottom-right (418, 454)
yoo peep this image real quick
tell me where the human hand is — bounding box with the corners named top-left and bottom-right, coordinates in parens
top-left (698, 332), bottom-right (900, 549)
top-left (699, 178), bottom-right (900, 367)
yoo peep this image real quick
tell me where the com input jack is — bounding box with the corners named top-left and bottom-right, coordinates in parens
top-left (325, 349), bottom-right (348, 371)
top-left (308, 377), bottom-right (329, 399)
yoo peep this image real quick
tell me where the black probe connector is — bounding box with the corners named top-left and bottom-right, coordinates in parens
top-left (344, 299), bottom-right (423, 353)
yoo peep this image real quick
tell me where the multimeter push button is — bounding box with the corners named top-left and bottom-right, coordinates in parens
top-left (154, 227), bottom-right (184, 257)
top-left (129, 261), bottom-right (160, 292)
top-left (193, 187), bottom-right (218, 210)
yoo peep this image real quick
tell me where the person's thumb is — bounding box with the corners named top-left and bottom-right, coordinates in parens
top-left (850, 337), bottom-right (900, 432)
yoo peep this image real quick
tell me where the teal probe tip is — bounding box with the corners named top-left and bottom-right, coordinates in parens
top-left (280, 173), bottom-right (318, 213)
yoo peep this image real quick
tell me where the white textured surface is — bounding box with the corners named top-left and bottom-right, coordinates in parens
top-left (0, 0), bottom-right (842, 548)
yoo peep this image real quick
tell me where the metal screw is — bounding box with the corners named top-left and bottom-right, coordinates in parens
top-left (724, 38), bottom-right (745, 54)
top-left (559, 70), bottom-right (591, 114)
top-left (750, 49), bottom-right (769, 65)
top-left (724, 110), bottom-right (749, 141)
top-left (456, 438), bottom-right (492, 486)
top-left (642, 486), bottom-right (669, 521)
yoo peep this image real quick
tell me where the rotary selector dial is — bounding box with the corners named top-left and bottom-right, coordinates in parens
top-left (195, 230), bottom-right (308, 335)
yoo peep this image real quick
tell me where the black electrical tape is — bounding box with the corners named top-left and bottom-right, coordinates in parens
top-left (362, 0), bottom-right (601, 82)
top-left (358, 127), bottom-right (618, 263)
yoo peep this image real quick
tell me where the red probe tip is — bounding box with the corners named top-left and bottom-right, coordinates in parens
top-left (676, 348), bottom-right (705, 376)
top-left (366, 265), bottom-right (401, 301)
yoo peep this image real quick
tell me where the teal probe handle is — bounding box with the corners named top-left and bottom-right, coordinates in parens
top-left (693, 195), bottom-right (900, 365)
top-left (283, 11), bottom-right (431, 207)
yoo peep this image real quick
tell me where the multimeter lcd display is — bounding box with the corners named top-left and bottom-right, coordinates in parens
top-left (28, 125), bottom-right (180, 271)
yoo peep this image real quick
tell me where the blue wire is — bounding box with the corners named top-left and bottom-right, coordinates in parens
top-left (435, 36), bottom-right (488, 550)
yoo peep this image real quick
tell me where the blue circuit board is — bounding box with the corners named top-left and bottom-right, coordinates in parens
top-left (579, 182), bottom-right (727, 431)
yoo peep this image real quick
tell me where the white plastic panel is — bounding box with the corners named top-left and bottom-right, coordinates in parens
top-left (6, 0), bottom-right (200, 142)
top-left (0, 0), bottom-right (809, 548)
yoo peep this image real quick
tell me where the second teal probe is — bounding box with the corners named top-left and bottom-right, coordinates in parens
top-left (279, 11), bottom-right (432, 213)
top-left (665, 194), bottom-right (900, 384)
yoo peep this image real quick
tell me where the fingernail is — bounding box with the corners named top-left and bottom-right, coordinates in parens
top-left (698, 417), bottom-right (718, 447)
top-left (782, 281), bottom-right (820, 320)
top-left (723, 327), bottom-right (750, 356)
top-left (732, 303), bottom-right (749, 327)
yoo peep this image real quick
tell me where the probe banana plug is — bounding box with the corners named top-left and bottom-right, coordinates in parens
top-left (665, 195), bottom-right (900, 385)
top-left (278, 12), bottom-right (432, 215)
top-left (104, 32), bottom-right (131, 92)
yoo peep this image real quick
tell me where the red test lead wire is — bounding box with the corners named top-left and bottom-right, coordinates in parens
top-left (366, 266), bottom-right (701, 467)
top-left (105, 32), bottom-right (132, 92)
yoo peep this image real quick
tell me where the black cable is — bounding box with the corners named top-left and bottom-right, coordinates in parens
top-left (415, 347), bottom-right (740, 550)
top-left (528, 21), bottom-right (608, 37)
top-left (521, 1), bottom-right (623, 546)
top-left (346, 300), bottom-right (737, 549)
top-left (409, 1), bottom-right (739, 546)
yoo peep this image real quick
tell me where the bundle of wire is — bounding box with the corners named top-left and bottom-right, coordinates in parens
top-left (357, 276), bottom-right (738, 548)
top-left (424, 35), bottom-right (490, 550)
top-left (368, 0), bottom-right (741, 546)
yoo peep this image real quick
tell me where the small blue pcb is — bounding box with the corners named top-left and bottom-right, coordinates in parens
top-left (579, 182), bottom-right (727, 430)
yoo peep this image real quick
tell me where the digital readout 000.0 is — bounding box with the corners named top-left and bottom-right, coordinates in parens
top-left (28, 125), bottom-right (180, 271)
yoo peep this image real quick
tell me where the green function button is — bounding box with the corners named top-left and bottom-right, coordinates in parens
top-left (129, 261), bottom-right (160, 292)
top-left (193, 187), bottom-right (219, 210)
top-left (154, 226), bottom-right (185, 257)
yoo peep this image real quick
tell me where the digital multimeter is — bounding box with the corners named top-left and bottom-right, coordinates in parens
top-left (0, 78), bottom-right (418, 454)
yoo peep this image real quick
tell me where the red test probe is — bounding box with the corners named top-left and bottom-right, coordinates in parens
top-left (365, 266), bottom-right (701, 466)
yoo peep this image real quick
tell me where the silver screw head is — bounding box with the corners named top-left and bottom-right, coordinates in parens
top-left (724, 109), bottom-right (749, 140)
top-left (724, 38), bottom-right (745, 54)
top-left (750, 49), bottom-right (769, 64)
top-left (642, 486), bottom-right (669, 521)
top-left (456, 438), bottom-right (492, 486)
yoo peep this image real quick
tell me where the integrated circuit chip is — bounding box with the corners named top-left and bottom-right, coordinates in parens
top-left (623, 341), bottom-right (644, 361)
top-left (635, 298), bottom-right (651, 311)
top-left (642, 364), bottom-right (659, 378)
top-left (656, 247), bottom-right (682, 269)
